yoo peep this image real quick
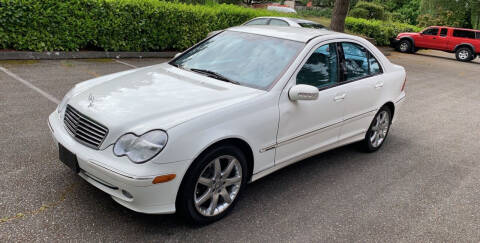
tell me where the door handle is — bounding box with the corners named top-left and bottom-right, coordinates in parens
top-left (375, 82), bottom-right (384, 88)
top-left (334, 93), bottom-right (346, 101)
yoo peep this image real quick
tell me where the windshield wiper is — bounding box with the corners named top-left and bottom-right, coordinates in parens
top-left (190, 68), bottom-right (240, 85)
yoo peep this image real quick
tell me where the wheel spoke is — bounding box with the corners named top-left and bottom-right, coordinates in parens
top-left (214, 158), bottom-right (221, 178)
top-left (224, 176), bottom-right (241, 187)
top-left (208, 193), bottom-right (219, 215)
top-left (198, 176), bottom-right (213, 187)
top-left (222, 159), bottom-right (236, 178)
top-left (195, 189), bottom-right (212, 206)
top-left (370, 131), bottom-right (377, 143)
top-left (375, 132), bottom-right (380, 146)
top-left (220, 188), bottom-right (232, 203)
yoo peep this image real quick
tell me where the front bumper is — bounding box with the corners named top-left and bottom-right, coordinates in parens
top-left (389, 37), bottom-right (400, 48)
top-left (48, 111), bottom-right (190, 214)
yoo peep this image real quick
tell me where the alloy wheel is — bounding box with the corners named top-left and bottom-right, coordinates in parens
top-left (194, 155), bottom-right (242, 217)
top-left (370, 110), bottom-right (390, 148)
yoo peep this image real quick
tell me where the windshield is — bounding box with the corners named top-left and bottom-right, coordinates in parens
top-left (170, 31), bottom-right (304, 90)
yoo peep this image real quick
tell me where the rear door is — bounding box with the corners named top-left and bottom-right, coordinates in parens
top-left (337, 42), bottom-right (382, 140)
top-left (432, 28), bottom-right (449, 50)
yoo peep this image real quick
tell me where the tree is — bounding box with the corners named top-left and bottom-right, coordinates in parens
top-left (330, 0), bottom-right (350, 32)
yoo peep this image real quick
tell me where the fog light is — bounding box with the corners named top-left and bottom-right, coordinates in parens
top-left (122, 190), bottom-right (133, 199)
top-left (152, 174), bottom-right (176, 184)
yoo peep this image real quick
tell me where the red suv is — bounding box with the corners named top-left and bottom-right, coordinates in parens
top-left (391, 26), bottom-right (480, 62)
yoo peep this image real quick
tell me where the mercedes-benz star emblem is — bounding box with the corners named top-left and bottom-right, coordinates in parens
top-left (88, 94), bottom-right (95, 108)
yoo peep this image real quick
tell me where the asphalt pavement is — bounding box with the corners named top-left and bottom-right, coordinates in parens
top-left (1, 50), bottom-right (480, 242)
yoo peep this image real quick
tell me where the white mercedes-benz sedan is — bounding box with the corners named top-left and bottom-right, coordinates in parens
top-left (48, 26), bottom-right (406, 224)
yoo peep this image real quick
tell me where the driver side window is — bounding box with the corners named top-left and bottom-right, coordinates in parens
top-left (422, 28), bottom-right (439, 36)
top-left (296, 43), bottom-right (338, 89)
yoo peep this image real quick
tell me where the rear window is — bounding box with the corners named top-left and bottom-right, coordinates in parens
top-left (453, 29), bottom-right (476, 39)
top-left (244, 18), bottom-right (269, 26)
top-left (298, 23), bottom-right (326, 29)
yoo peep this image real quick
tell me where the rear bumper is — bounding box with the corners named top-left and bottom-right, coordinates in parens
top-left (392, 92), bottom-right (406, 124)
top-left (48, 111), bottom-right (190, 214)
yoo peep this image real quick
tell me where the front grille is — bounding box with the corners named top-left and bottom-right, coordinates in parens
top-left (64, 105), bottom-right (108, 149)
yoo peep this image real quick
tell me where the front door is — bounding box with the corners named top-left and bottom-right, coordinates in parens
top-left (416, 27), bottom-right (439, 48)
top-left (275, 43), bottom-right (345, 165)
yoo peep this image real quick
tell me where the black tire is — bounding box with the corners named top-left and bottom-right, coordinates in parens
top-left (455, 47), bottom-right (473, 62)
top-left (362, 106), bottom-right (392, 152)
top-left (176, 144), bottom-right (248, 225)
top-left (397, 39), bottom-right (412, 53)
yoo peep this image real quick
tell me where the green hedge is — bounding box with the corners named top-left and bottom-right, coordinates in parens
top-left (350, 1), bottom-right (385, 20)
top-left (0, 0), bottom-right (290, 51)
top-left (345, 17), bottom-right (422, 46)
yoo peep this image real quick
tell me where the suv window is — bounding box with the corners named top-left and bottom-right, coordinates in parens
top-left (297, 43), bottom-right (338, 89)
top-left (453, 29), bottom-right (476, 39)
top-left (269, 19), bottom-right (289, 26)
top-left (423, 28), bottom-right (439, 35)
top-left (244, 18), bottom-right (269, 26)
top-left (440, 28), bottom-right (448, 37)
top-left (477, 32), bottom-right (480, 39)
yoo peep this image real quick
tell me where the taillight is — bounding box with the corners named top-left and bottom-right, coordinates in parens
top-left (401, 76), bottom-right (407, 91)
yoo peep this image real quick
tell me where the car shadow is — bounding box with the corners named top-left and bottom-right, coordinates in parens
top-left (101, 141), bottom-right (387, 231)
top-left (413, 52), bottom-right (480, 65)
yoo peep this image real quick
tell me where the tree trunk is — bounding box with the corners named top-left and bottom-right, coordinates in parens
top-left (330, 0), bottom-right (350, 32)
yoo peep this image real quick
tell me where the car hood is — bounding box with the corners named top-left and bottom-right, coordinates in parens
top-left (397, 32), bottom-right (419, 38)
top-left (66, 63), bottom-right (265, 147)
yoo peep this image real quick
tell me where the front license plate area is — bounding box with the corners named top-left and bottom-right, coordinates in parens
top-left (59, 143), bottom-right (79, 173)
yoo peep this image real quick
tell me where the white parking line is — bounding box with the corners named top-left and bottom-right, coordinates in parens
top-left (0, 66), bottom-right (60, 104)
top-left (114, 60), bottom-right (138, 69)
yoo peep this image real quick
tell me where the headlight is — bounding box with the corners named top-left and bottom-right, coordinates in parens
top-left (113, 130), bottom-right (168, 163)
top-left (58, 88), bottom-right (75, 114)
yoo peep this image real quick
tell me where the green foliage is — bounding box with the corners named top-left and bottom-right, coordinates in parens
top-left (345, 17), bottom-right (422, 45)
top-left (297, 8), bottom-right (332, 18)
top-left (0, 0), bottom-right (291, 51)
top-left (417, 0), bottom-right (475, 28)
top-left (351, 1), bottom-right (386, 20)
top-left (349, 8), bottom-right (370, 19)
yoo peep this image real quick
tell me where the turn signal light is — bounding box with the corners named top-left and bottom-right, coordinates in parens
top-left (152, 174), bottom-right (176, 184)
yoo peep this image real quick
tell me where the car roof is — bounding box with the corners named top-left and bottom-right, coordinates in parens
top-left (251, 16), bottom-right (318, 24)
top-left (227, 25), bottom-right (335, 42)
top-left (429, 26), bottom-right (480, 32)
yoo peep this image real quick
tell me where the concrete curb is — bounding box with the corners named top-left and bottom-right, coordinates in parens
top-left (0, 51), bottom-right (178, 60)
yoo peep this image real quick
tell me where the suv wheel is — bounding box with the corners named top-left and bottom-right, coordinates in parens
top-left (397, 39), bottom-right (412, 53)
top-left (456, 47), bottom-right (473, 62)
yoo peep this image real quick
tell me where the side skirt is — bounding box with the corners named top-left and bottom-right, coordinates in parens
top-left (250, 131), bottom-right (366, 183)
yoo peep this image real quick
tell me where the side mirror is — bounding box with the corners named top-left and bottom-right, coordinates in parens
top-left (173, 52), bottom-right (182, 59)
top-left (289, 84), bottom-right (319, 101)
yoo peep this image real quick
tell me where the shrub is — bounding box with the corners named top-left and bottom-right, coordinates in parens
top-left (349, 8), bottom-right (369, 19)
top-left (0, 0), bottom-right (291, 51)
top-left (345, 17), bottom-right (422, 46)
top-left (297, 8), bottom-right (332, 18)
top-left (350, 1), bottom-right (385, 20)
